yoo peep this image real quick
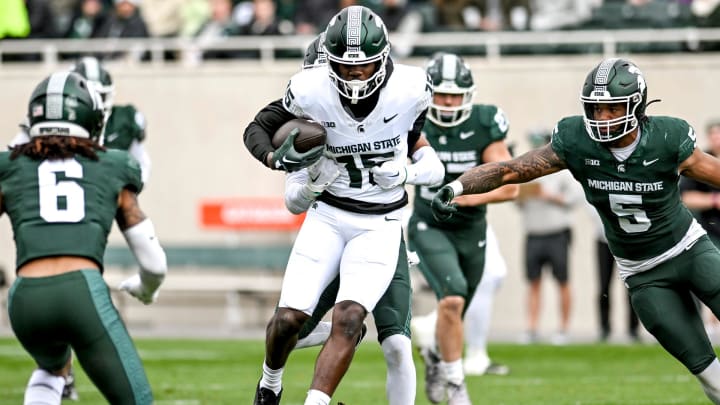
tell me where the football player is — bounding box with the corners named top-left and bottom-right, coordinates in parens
top-left (407, 53), bottom-right (518, 404)
top-left (244, 6), bottom-right (444, 405)
top-left (433, 58), bottom-right (720, 404)
top-left (246, 31), bottom-right (423, 405)
top-left (4, 72), bottom-right (166, 405)
top-left (10, 56), bottom-right (152, 184)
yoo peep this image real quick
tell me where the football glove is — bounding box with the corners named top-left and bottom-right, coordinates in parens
top-left (431, 185), bottom-right (458, 221)
top-left (305, 156), bottom-right (340, 194)
top-left (119, 274), bottom-right (160, 305)
top-left (271, 128), bottom-right (324, 172)
top-left (371, 161), bottom-right (407, 189)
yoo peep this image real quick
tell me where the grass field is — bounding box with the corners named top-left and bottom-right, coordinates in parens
top-left (0, 337), bottom-right (712, 404)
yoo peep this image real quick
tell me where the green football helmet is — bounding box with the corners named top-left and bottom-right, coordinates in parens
top-left (302, 32), bottom-right (327, 70)
top-left (27, 71), bottom-right (105, 141)
top-left (71, 56), bottom-right (114, 119)
top-left (323, 6), bottom-right (390, 102)
top-left (426, 53), bottom-right (475, 127)
top-left (581, 58), bottom-right (647, 142)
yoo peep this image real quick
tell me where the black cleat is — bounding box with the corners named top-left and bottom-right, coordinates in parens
top-left (61, 369), bottom-right (79, 401)
top-left (254, 381), bottom-right (282, 405)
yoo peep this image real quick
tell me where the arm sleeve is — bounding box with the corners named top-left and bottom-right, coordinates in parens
top-left (406, 110), bottom-right (427, 155)
top-left (284, 170), bottom-right (318, 214)
top-left (243, 98), bottom-right (297, 167)
top-left (405, 145), bottom-right (445, 187)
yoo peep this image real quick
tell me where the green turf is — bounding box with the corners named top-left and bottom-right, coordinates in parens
top-left (0, 337), bottom-right (711, 404)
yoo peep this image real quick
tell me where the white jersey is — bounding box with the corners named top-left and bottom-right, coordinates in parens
top-left (283, 63), bottom-right (431, 206)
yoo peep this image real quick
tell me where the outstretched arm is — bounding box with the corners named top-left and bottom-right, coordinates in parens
top-left (680, 148), bottom-right (720, 189)
top-left (458, 143), bottom-right (566, 195)
top-left (432, 144), bottom-right (566, 220)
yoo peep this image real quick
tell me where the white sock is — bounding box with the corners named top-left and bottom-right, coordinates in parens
top-left (260, 361), bottom-right (283, 396)
top-left (24, 369), bottom-right (64, 405)
top-left (697, 358), bottom-right (720, 404)
top-left (381, 334), bottom-right (416, 405)
top-left (304, 389), bottom-right (330, 405)
top-left (296, 321), bottom-right (332, 349)
top-left (441, 359), bottom-right (465, 386)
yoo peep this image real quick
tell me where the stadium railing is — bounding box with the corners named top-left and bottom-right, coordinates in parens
top-left (3, 28), bottom-right (720, 66)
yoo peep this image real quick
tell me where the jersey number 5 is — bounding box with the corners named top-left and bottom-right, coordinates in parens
top-left (38, 159), bottom-right (85, 223)
top-left (609, 193), bottom-right (650, 233)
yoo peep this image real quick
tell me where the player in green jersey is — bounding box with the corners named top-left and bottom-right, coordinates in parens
top-left (4, 71), bottom-right (167, 405)
top-left (408, 53), bottom-right (518, 404)
top-left (432, 57), bottom-right (720, 404)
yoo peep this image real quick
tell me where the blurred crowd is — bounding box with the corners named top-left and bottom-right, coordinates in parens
top-left (1, 0), bottom-right (719, 59)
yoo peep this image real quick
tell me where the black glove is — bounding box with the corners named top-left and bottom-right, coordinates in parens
top-left (431, 185), bottom-right (458, 221)
top-left (270, 128), bottom-right (324, 172)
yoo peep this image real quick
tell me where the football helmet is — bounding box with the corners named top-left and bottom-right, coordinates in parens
top-left (27, 71), bottom-right (105, 141)
top-left (302, 32), bottom-right (327, 70)
top-left (323, 6), bottom-right (390, 102)
top-left (581, 58), bottom-right (647, 142)
top-left (426, 53), bottom-right (475, 127)
top-left (71, 56), bottom-right (114, 119)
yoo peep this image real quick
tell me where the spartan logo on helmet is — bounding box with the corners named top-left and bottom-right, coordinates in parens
top-left (323, 6), bottom-right (390, 103)
top-left (27, 71), bottom-right (105, 141)
top-left (425, 53), bottom-right (476, 127)
top-left (581, 58), bottom-right (648, 142)
top-left (71, 56), bottom-right (115, 120)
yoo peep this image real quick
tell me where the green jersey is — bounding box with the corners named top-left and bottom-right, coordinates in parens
top-left (551, 115), bottom-right (697, 260)
top-left (104, 105), bottom-right (146, 150)
top-left (0, 150), bottom-right (143, 269)
top-left (413, 104), bottom-right (509, 228)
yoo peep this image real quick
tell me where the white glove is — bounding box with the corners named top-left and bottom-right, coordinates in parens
top-left (118, 274), bottom-right (160, 305)
top-left (305, 156), bottom-right (340, 194)
top-left (371, 161), bottom-right (407, 189)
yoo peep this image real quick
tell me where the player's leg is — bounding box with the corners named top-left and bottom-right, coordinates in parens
top-left (373, 238), bottom-right (415, 405)
top-left (258, 206), bottom-right (345, 404)
top-left (524, 235), bottom-right (544, 343)
top-left (549, 229), bottom-right (571, 344)
top-left (627, 241), bottom-right (720, 404)
top-left (464, 224), bottom-right (508, 376)
top-left (9, 270), bottom-right (153, 405)
top-left (305, 209), bottom-right (401, 404)
top-left (408, 216), bottom-right (473, 404)
top-left (597, 239), bottom-right (614, 341)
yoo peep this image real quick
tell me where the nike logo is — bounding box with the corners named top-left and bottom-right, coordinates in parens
top-left (282, 156), bottom-right (300, 164)
top-left (685, 238), bottom-right (700, 251)
top-left (642, 158), bottom-right (659, 166)
top-left (384, 216), bottom-right (399, 221)
top-left (310, 173), bottom-right (320, 182)
top-left (459, 131), bottom-right (475, 140)
top-left (106, 133), bottom-right (119, 143)
top-left (478, 240), bottom-right (486, 248)
top-left (383, 114), bottom-right (398, 123)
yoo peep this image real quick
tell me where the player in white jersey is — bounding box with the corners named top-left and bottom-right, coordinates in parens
top-left (245, 6), bottom-right (444, 405)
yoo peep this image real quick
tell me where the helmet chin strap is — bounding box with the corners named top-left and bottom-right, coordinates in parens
top-left (348, 81), bottom-right (363, 104)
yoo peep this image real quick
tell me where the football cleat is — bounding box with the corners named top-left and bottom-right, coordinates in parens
top-left (447, 381), bottom-right (472, 405)
top-left (253, 381), bottom-right (282, 405)
top-left (420, 347), bottom-right (445, 403)
top-left (61, 368), bottom-right (79, 401)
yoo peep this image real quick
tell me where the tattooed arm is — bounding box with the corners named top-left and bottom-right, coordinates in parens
top-left (458, 144), bottom-right (567, 195)
top-left (432, 144), bottom-right (567, 220)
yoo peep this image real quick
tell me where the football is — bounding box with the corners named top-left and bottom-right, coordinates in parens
top-left (272, 119), bottom-right (327, 153)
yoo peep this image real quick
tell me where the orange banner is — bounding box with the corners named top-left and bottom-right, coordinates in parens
top-left (200, 198), bottom-right (305, 230)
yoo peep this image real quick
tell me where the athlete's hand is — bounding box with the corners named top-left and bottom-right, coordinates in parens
top-left (431, 185), bottom-right (458, 221)
top-left (371, 161), bottom-right (407, 189)
top-left (271, 128), bottom-right (324, 172)
top-left (119, 274), bottom-right (159, 305)
top-left (305, 156), bottom-right (340, 194)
